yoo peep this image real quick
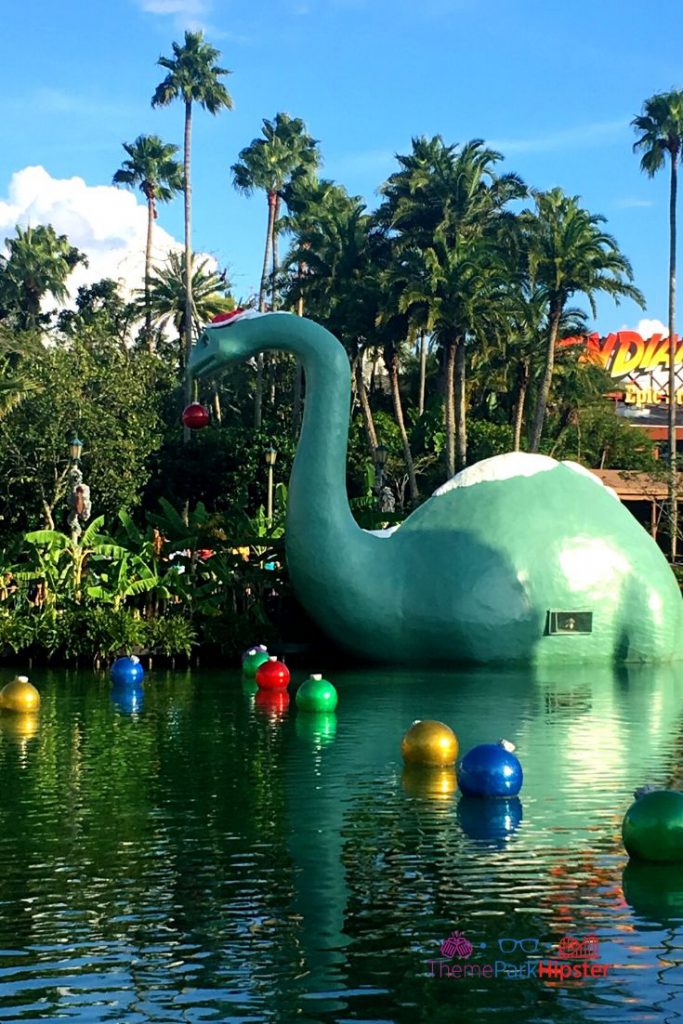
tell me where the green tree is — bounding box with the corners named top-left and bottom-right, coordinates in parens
top-left (633, 89), bottom-right (683, 559)
top-left (0, 225), bottom-right (87, 332)
top-left (522, 188), bottom-right (644, 454)
top-left (113, 135), bottom-right (184, 350)
top-left (378, 136), bottom-right (524, 474)
top-left (57, 278), bottom-right (138, 352)
top-left (143, 251), bottom-right (231, 367)
top-left (232, 113), bottom-right (320, 429)
top-left (152, 30), bottom-right (233, 418)
top-left (0, 334), bottom-right (167, 537)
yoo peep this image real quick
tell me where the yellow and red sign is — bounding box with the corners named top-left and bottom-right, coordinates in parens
top-left (561, 330), bottom-right (683, 408)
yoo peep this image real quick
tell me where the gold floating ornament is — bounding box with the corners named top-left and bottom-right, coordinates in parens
top-left (0, 675), bottom-right (41, 714)
top-left (401, 719), bottom-right (458, 767)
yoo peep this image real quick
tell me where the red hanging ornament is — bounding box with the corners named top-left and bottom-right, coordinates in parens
top-left (182, 403), bottom-right (210, 430)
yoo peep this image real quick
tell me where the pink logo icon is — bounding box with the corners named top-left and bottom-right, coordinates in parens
top-left (440, 930), bottom-right (473, 959)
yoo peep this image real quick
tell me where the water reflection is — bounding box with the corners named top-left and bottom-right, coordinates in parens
top-left (623, 861), bottom-right (683, 925)
top-left (110, 682), bottom-right (144, 715)
top-left (0, 711), bottom-right (40, 741)
top-left (295, 711), bottom-right (337, 746)
top-left (0, 661), bottom-right (682, 1022)
top-left (457, 794), bottom-right (523, 842)
top-left (401, 765), bottom-right (457, 801)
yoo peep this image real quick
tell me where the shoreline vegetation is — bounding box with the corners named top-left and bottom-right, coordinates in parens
top-left (1, 34), bottom-right (682, 663)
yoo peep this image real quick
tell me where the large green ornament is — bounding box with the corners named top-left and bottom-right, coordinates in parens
top-left (295, 674), bottom-right (338, 712)
top-left (622, 790), bottom-right (683, 862)
top-left (190, 312), bottom-right (683, 666)
top-left (242, 647), bottom-right (269, 678)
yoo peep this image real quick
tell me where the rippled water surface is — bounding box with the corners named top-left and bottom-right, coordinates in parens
top-left (1, 663), bottom-right (683, 1022)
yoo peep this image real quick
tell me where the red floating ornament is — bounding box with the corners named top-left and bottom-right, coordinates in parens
top-left (182, 403), bottom-right (210, 430)
top-left (255, 656), bottom-right (290, 690)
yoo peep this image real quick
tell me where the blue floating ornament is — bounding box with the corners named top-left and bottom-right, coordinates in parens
top-left (457, 739), bottom-right (523, 798)
top-left (110, 655), bottom-right (145, 687)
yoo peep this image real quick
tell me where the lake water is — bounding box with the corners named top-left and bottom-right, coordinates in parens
top-left (1, 663), bottom-right (683, 1023)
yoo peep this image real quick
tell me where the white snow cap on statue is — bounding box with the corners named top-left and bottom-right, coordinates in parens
top-left (433, 452), bottom-right (617, 498)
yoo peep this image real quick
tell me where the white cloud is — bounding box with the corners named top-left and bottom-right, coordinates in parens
top-left (618, 318), bottom-right (669, 338)
top-left (613, 197), bottom-right (655, 209)
top-left (0, 165), bottom-right (185, 303)
top-left (138, 0), bottom-right (212, 29)
top-left (489, 119), bottom-right (629, 155)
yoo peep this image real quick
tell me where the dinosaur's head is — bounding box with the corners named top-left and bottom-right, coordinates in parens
top-left (188, 309), bottom-right (293, 378)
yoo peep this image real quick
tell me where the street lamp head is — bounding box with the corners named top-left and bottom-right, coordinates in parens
top-left (264, 447), bottom-right (277, 467)
top-left (374, 444), bottom-right (388, 469)
top-left (69, 435), bottom-right (84, 462)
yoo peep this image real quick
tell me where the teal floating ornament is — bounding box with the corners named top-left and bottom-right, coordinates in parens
top-left (242, 646), bottom-right (269, 678)
top-left (622, 789), bottom-right (683, 862)
top-left (295, 673), bottom-right (338, 712)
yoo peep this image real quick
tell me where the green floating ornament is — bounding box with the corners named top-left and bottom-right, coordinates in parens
top-left (295, 673), bottom-right (338, 713)
top-left (622, 789), bottom-right (683, 863)
top-left (242, 646), bottom-right (269, 678)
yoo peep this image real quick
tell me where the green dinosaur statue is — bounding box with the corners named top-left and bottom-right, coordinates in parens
top-left (189, 311), bottom-right (683, 665)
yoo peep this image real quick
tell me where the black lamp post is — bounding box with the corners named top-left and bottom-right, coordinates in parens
top-left (373, 444), bottom-right (388, 501)
top-left (265, 447), bottom-right (277, 523)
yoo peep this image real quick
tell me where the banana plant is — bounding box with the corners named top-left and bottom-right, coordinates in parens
top-left (20, 516), bottom-right (126, 604)
top-left (86, 550), bottom-right (167, 610)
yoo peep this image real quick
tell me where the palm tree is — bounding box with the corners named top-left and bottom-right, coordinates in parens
top-left (232, 113), bottom-right (320, 311)
top-left (0, 224), bottom-right (87, 332)
top-left (522, 188), bottom-right (644, 454)
top-left (151, 30), bottom-right (232, 416)
top-left (143, 250), bottom-right (231, 366)
top-left (633, 90), bottom-right (683, 560)
top-left (113, 134), bottom-right (183, 350)
top-left (379, 136), bottom-right (525, 475)
top-left (285, 185), bottom-right (382, 456)
top-left (232, 113), bottom-right (320, 429)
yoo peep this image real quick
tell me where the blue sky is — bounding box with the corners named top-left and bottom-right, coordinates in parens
top-left (1, 0), bottom-right (682, 334)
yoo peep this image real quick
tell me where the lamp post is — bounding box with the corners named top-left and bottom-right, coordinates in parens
top-left (373, 444), bottom-right (388, 504)
top-left (265, 447), bottom-right (277, 524)
top-left (66, 435), bottom-right (91, 542)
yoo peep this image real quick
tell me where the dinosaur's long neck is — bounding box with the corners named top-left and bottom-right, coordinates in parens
top-left (247, 316), bottom-right (367, 555)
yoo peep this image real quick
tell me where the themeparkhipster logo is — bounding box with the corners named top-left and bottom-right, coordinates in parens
top-left (427, 930), bottom-right (610, 981)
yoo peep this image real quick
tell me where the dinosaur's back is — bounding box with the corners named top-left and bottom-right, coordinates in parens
top-left (384, 454), bottom-right (683, 664)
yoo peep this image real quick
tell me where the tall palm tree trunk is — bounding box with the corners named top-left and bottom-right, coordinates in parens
top-left (144, 192), bottom-right (155, 353)
top-left (271, 195), bottom-right (281, 310)
top-left (668, 151), bottom-right (678, 561)
top-left (512, 359), bottom-right (530, 450)
top-left (254, 193), bottom-right (276, 430)
top-left (388, 349), bottom-right (419, 502)
top-left (418, 330), bottom-right (427, 416)
top-left (183, 100), bottom-right (193, 442)
top-left (353, 356), bottom-right (378, 453)
top-left (455, 339), bottom-right (467, 471)
top-left (530, 306), bottom-right (562, 452)
top-left (445, 339), bottom-right (456, 478)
